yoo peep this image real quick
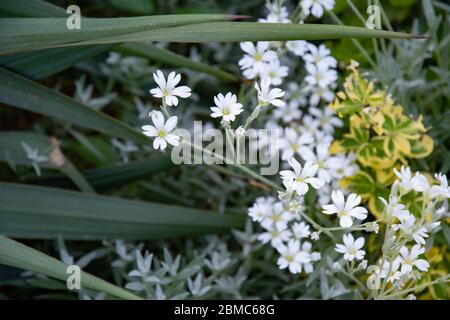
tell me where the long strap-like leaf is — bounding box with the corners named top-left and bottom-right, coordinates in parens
top-left (0, 236), bottom-right (142, 299)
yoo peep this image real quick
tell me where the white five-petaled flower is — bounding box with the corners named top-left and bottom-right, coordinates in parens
top-left (210, 92), bottom-right (244, 123)
top-left (260, 59), bottom-right (289, 86)
top-left (150, 70), bottom-right (191, 106)
top-left (239, 42), bottom-right (277, 74)
top-left (255, 78), bottom-right (285, 107)
top-left (280, 158), bottom-right (324, 195)
top-left (286, 40), bottom-right (309, 56)
top-left (303, 43), bottom-right (337, 68)
top-left (141, 111), bottom-right (180, 150)
top-left (258, 225), bottom-right (292, 248)
top-left (305, 63), bottom-right (337, 88)
top-left (335, 233), bottom-right (366, 262)
top-left (394, 166), bottom-right (415, 194)
top-left (322, 190), bottom-right (368, 228)
top-left (279, 128), bottom-right (314, 161)
top-left (301, 0), bottom-right (335, 19)
top-left (276, 239), bottom-right (310, 274)
top-left (394, 244), bottom-right (429, 274)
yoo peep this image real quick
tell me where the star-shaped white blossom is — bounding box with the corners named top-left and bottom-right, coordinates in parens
top-left (322, 190), bottom-right (368, 228)
top-left (150, 70), bottom-right (191, 106)
top-left (210, 92), bottom-right (243, 123)
top-left (141, 111), bottom-right (180, 150)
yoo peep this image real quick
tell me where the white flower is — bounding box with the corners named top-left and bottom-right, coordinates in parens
top-left (394, 245), bottom-right (429, 274)
top-left (239, 42), bottom-right (277, 74)
top-left (410, 172), bottom-right (430, 193)
top-left (260, 59), bottom-right (288, 86)
top-left (309, 107), bottom-right (343, 133)
top-left (301, 0), bottom-right (335, 18)
top-left (430, 173), bottom-right (450, 199)
top-left (280, 158), bottom-right (324, 195)
top-left (141, 111), bottom-right (180, 150)
top-left (210, 92), bottom-right (243, 123)
top-left (235, 126), bottom-right (246, 137)
top-left (304, 85), bottom-right (335, 106)
top-left (304, 43), bottom-right (337, 68)
top-left (255, 78), bottom-right (285, 107)
top-left (286, 40), bottom-right (309, 56)
top-left (305, 63), bottom-right (337, 88)
top-left (261, 202), bottom-right (292, 231)
top-left (258, 226), bottom-right (292, 248)
top-left (248, 201), bottom-right (270, 222)
top-left (272, 101), bottom-right (302, 123)
top-left (259, 3), bottom-right (291, 23)
top-left (292, 222), bottom-right (311, 240)
top-left (21, 142), bottom-right (48, 176)
top-left (328, 153), bottom-right (358, 180)
top-left (150, 70), bottom-right (191, 106)
top-left (311, 232), bottom-right (320, 241)
top-left (335, 233), bottom-right (366, 261)
top-left (279, 128), bottom-right (314, 161)
top-left (392, 214), bottom-right (429, 245)
top-left (300, 143), bottom-right (334, 183)
top-left (276, 240), bottom-right (310, 274)
top-left (322, 191), bottom-right (368, 228)
top-left (394, 166), bottom-right (415, 193)
top-left (301, 241), bottom-right (321, 273)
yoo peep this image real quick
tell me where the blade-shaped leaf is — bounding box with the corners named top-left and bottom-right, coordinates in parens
top-left (0, 68), bottom-right (149, 144)
top-left (0, 236), bottom-right (142, 300)
top-left (0, 45), bottom-right (113, 79)
top-left (84, 22), bottom-right (416, 45)
top-left (0, 183), bottom-right (245, 240)
top-left (0, 15), bottom-right (245, 55)
top-left (27, 157), bottom-right (174, 190)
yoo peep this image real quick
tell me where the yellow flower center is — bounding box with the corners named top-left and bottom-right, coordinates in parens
top-left (157, 130), bottom-right (167, 138)
top-left (222, 108), bottom-right (231, 116)
top-left (254, 53), bottom-right (263, 61)
top-left (337, 210), bottom-right (349, 218)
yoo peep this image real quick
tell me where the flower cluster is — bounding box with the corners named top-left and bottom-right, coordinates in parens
top-left (248, 196), bottom-right (321, 274)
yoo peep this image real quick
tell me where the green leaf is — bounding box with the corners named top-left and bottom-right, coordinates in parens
top-left (31, 157), bottom-right (174, 190)
top-left (0, 15), bottom-right (244, 55)
top-left (0, 68), bottom-right (149, 144)
top-left (0, 183), bottom-right (245, 240)
top-left (118, 43), bottom-right (237, 82)
top-left (0, 45), bottom-right (113, 79)
top-left (0, 235), bottom-right (142, 300)
top-left (77, 22), bottom-right (417, 47)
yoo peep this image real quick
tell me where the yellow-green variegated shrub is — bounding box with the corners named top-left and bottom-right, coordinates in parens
top-left (329, 64), bottom-right (434, 219)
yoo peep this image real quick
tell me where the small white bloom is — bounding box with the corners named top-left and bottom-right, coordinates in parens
top-left (394, 244), bottom-right (429, 274)
top-left (309, 107), bottom-right (343, 133)
top-left (235, 126), bottom-right (246, 137)
top-left (150, 70), bottom-right (191, 106)
top-left (272, 101), bottom-right (302, 123)
top-left (304, 43), bottom-right (337, 68)
top-left (301, 0), bottom-right (335, 18)
top-left (286, 40), bottom-right (309, 56)
top-left (276, 239), bottom-right (310, 274)
top-left (292, 222), bottom-right (311, 240)
top-left (394, 166), bottom-right (415, 194)
top-left (260, 59), bottom-right (288, 86)
top-left (261, 202), bottom-right (293, 231)
top-left (258, 226), bottom-right (292, 248)
top-left (141, 111), bottom-right (180, 150)
top-left (310, 231), bottom-right (320, 241)
top-left (248, 201), bottom-right (270, 223)
top-left (280, 158), bottom-right (324, 195)
top-left (210, 92), bottom-right (243, 123)
top-left (279, 128), bottom-right (314, 161)
top-left (335, 233), bottom-right (366, 261)
top-left (255, 78), bottom-right (285, 107)
top-left (322, 191), bottom-right (368, 228)
top-left (239, 42), bottom-right (277, 74)
top-left (305, 63), bottom-right (337, 88)
top-left (430, 173), bottom-right (450, 199)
